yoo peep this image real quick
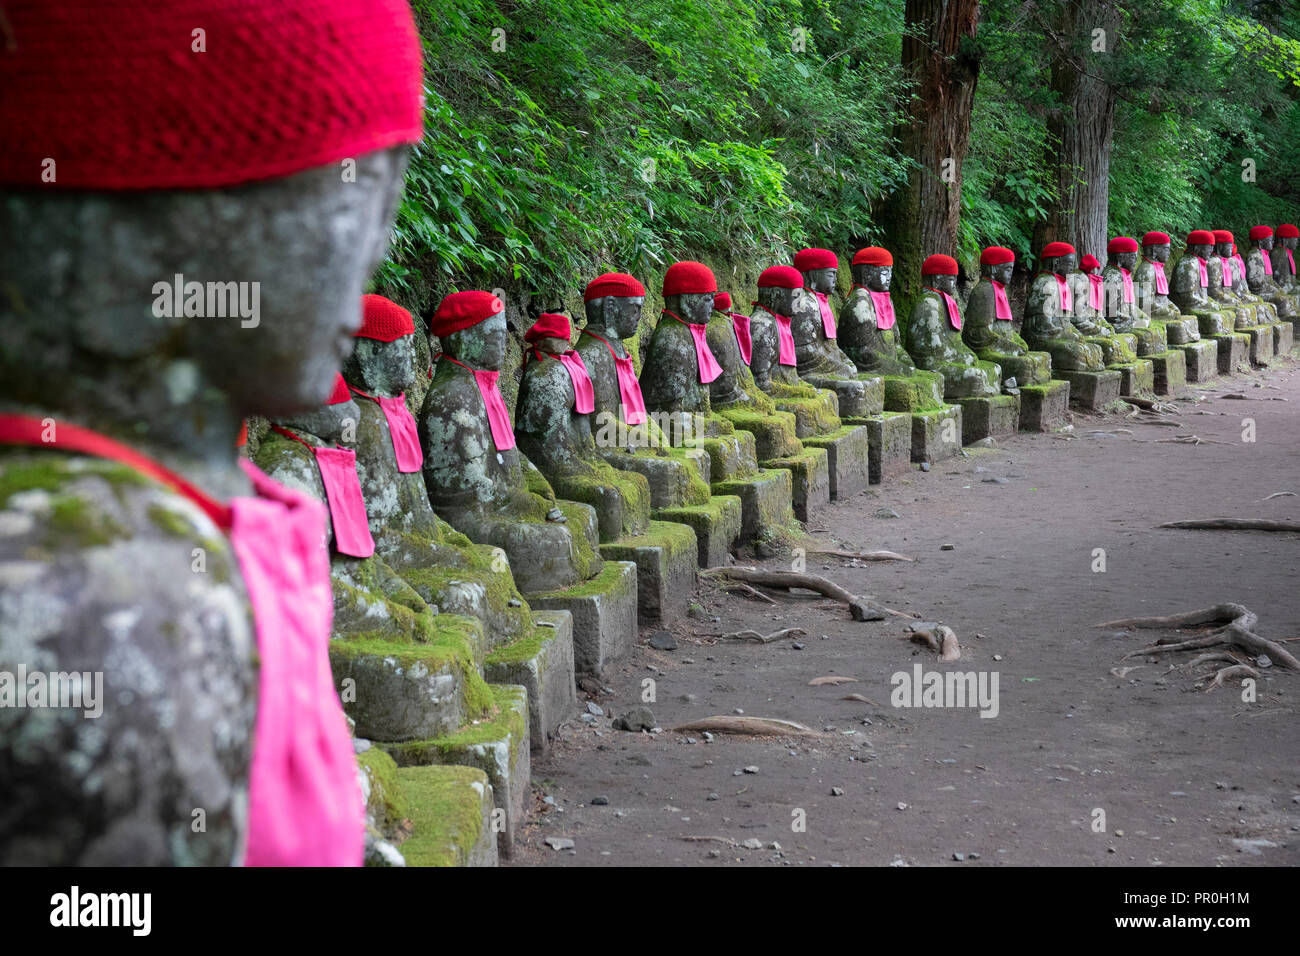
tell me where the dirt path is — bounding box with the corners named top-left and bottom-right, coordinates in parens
top-left (511, 359), bottom-right (1300, 867)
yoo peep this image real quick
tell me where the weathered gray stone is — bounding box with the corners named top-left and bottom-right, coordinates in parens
top-left (801, 424), bottom-right (871, 498)
top-left (1174, 340), bottom-right (1219, 383)
top-left (957, 394), bottom-right (1020, 443)
top-left (909, 405), bottom-right (963, 464)
top-left (484, 610), bottom-right (578, 756)
top-left (598, 520), bottom-right (698, 626)
top-left (1114, 359), bottom-right (1155, 397)
top-left (1018, 380), bottom-right (1071, 432)
top-left (1149, 350), bottom-right (1187, 396)
top-left (527, 560), bottom-right (638, 677)
top-left (1055, 369), bottom-right (1122, 411)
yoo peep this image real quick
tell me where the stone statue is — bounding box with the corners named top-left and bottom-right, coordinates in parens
top-left (1134, 231), bottom-right (1202, 343)
top-left (639, 260), bottom-right (723, 418)
top-left (419, 291), bottom-right (601, 595)
top-left (1207, 230), bottom-right (1256, 326)
top-left (963, 246), bottom-right (1051, 387)
top-left (1068, 252), bottom-right (1137, 364)
top-left (1022, 243), bottom-right (1106, 371)
top-left (1271, 224), bottom-right (1300, 294)
top-left (0, 0), bottom-right (422, 865)
top-left (515, 311), bottom-right (650, 542)
top-left (790, 248), bottom-right (857, 377)
top-left (903, 254), bottom-right (1001, 397)
top-left (1170, 231), bottom-right (1237, 338)
top-left (837, 247), bottom-right (916, 376)
top-left (1101, 237), bottom-right (1165, 356)
top-left (1245, 226), bottom-right (1298, 320)
top-left (749, 266), bottom-right (807, 394)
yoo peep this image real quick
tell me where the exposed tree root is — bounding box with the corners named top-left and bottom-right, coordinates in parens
top-left (1097, 603), bottom-right (1299, 673)
top-left (701, 566), bottom-right (900, 621)
top-left (806, 548), bottom-right (914, 562)
top-left (671, 716), bottom-right (818, 737)
top-left (902, 623), bottom-right (961, 661)
top-left (1122, 396), bottom-right (1179, 413)
top-left (1207, 664), bottom-right (1260, 692)
top-left (718, 581), bottom-right (778, 603)
top-left (714, 627), bottom-right (805, 644)
top-left (1158, 518), bottom-right (1300, 533)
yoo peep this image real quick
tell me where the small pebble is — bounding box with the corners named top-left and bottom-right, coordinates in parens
top-left (591, 795), bottom-right (609, 806)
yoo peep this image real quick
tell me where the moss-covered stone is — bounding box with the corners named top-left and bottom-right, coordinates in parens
top-left (882, 371), bottom-right (946, 412)
top-left (358, 747), bottom-right (408, 835)
top-left (393, 764), bottom-right (492, 867)
top-left (716, 407), bottom-right (802, 460)
top-left (384, 684), bottom-right (527, 766)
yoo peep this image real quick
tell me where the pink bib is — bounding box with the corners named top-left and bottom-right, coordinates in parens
top-left (665, 310), bottom-right (722, 384)
top-left (1086, 274), bottom-right (1103, 310)
top-left (1053, 273), bottom-right (1073, 311)
top-left (1261, 251), bottom-right (1273, 276)
top-left (813, 291), bottom-right (837, 339)
top-left (868, 288), bottom-right (897, 329)
top-left (378, 393), bottom-right (423, 473)
top-left (614, 355), bottom-right (648, 424)
top-left (271, 426), bottom-right (374, 559)
top-left (930, 288), bottom-right (961, 330)
top-left (473, 369), bottom-right (515, 451)
top-left (991, 281), bottom-right (1012, 320)
top-left (757, 303), bottom-right (797, 365)
top-left (235, 460), bottom-right (363, 866)
top-left (1288, 249), bottom-right (1297, 276)
top-left (556, 350), bottom-right (596, 414)
top-left (1233, 255), bottom-right (1247, 285)
top-left (1150, 260), bottom-right (1169, 294)
top-left (1196, 256), bottom-right (1209, 288)
top-left (730, 313), bottom-right (753, 365)
top-left (1221, 258), bottom-right (1232, 287)
top-left (1120, 267), bottom-right (1134, 304)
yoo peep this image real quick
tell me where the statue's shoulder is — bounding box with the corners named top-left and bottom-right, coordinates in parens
top-left (252, 432), bottom-right (326, 501)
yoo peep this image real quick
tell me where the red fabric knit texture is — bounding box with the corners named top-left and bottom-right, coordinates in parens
top-left (1080, 254), bottom-right (1101, 271)
top-left (757, 265), bottom-right (803, 289)
top-left (713, 293), bottom-right (732, 310)
top-left (1212, 229), bottom-right (1234, 244)
top-left (662, 261), bottom-right (717, 295)
top-left (1142, 231), bottom-right (1170, 246)
top-left (584, 272), bottom-right (646, 301)
top-left (0, 0), bottom-right (424, 189)
top-left (979, 246), bottom-right (1014, 266)
top-left (1249, 225), bottom-right (1273, 240)
top-left (325, 373), bottom-right (352, 405)
top-left (1186, 230), bottom-right (1215, 246)
top-left (922, 254), bottom-right (958, 276)
top-left (1278, 224), bottom-right (1300, 239)
top-left (431, 291), bottom-right (504, 338)
top-left (853, 247), bottom-right (893, 267)
top-left (1041, 241), bottom-right (1075, 258)
top-left (358, 294), bottom-right (415, 342)
top-left (793, 248), bottom-right (838, 271)
top-left (1107, 237), bottom-right (1138, 254)
top-left (525, 313), bottom-right (571, 343)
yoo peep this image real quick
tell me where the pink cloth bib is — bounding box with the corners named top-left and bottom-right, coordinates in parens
top-left (583, 331), bottom-right (647, 425)
top-left (813, 291), bottom-right (838, 339)
top-left (1150, 260), bottom-right (1170, 294)
top-left (1232, 254), bottom-right (1248, 285)
top-left (991, 281), bottom-right (1012, 320)
top-left (729, 313), bottom-right (753, 365)
top-left (1120, 267), bottom-right (1134, 304)
top-left (1287, 249), bottom-right (1297, 276)
top-left (1196, 256), bottom-right (1209, 288)
top-left (1221, 258), bottom-right (1232, 287)
top-left (1261, 251), bottom-right (1273, 276)
top-left (868, 288), bottom-right (897, 329)
top-left (235, 460), bottom-right (363, 867)
top-left (930, 288), bottom-right (961, 330)
top-left (664, 310), bottom-right (722, 384)
top-left (1053, 273), bottom-right (1073, 311)
top-left (555, 350), bottom-right (596, 414)
top-left (473, 369), bottom-right (515, 451)
top-left (271, 426), bottom-right (374, 559)
top-left (757, 303), bottom-right (797, 365)
top-left (1086, 274), bottom-right (1103, 310)
top-left (377, 393), bottom-right (423, 473)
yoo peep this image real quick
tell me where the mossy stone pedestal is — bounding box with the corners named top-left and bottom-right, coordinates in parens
top-left (877, 371), bottom-right (953, 471)
top-left (802, 373), bottom-right (884, 419)
top-left (385, 684), bottom-right (530, 858)
top-left (909, 405), bottom-right (963, 463)
top-left (699, 420), bottom-right (799, 549)
top-left (1240, 325), bottom-right (1275, 365)
top-left (484, 610), bottom-right (579, 755)
top-left (597, 520), bottom-right (698, 626)
top-left (716, 405), bottom-right (830, 522)
top-left (858, 411), bottom-right (912, 482)
top-left (528, 560), bottom-right (638, 677)
top-left (802, 423), bottom-right (873, 495)
top-left (392, 765), bottom-right (497, 867)
top-left (957, 394), bottom-right (1020, 443)
top-left (1017, 380), bottom-right (1070, 431)
top-left (1174, 340), bottom-right (1219, 382)
top-left (1272, 321), bottom-right (1293, 356)
top-left (1112, 359), bottom-right (1155, 397)
top-left (1205, 332), bottom-right (1249, 374)
top-left (1149, 350), bottom-right (1187, 396)
top-left (1055, 369), bottom-right (1122, 411)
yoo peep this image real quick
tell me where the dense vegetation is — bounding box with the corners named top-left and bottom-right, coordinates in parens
top-left (376, 0), bottom-right (1300, 310)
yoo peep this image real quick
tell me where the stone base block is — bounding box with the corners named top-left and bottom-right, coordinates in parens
top-left (1196, 311), bottom-right (1235, 338)
top-left (1018, 380), bottom-right (1070, 431)
top-left (1272, 321), bottom-right (1293, 357)
top-left (908, 405), bottom-right (962, 464)
top-left (1243, 326), bottom-right (1275, 365)
top-left (1208, 333), bottom-right (1249, 374)
top-left (527, 560), bottom-right (638, 677)
top-left (484, 610), bottom-right (578, 755)
top-left (385, 684), bottom-right (529, 858)
top-left (957, 394), bottom-right (1020, 443)
top-left (394, 765), bottom-right (498, 867)
top-left (761, 447), bottom-right (829, 522)
top-left (802, 423), bottom-right (871, 497)
top-left (1175, 340), bottom-right (1218, 382)
top-left (713, 467), bottom-right (796, 544)
top-left (597, 520), bottom-right (698, 627)
top-left (1113, 360), bottom-right (1155, 397)
top-left (1149, 350), bottom-right (1187, 397)
top-left (1163, 316), bottom-right (1200, 345)
top-left (804, 373), bottom-right (884, 418)
top-left (1055, 369), bottom-right (1122, 411)
top-left (654, 494), bottom-right (742, 569)
top-left (882, 371), bottom-right (946, 412)
top-left (701, 428), bottom-right (759, 481)
top-left (599, 448), bottom-right (703, 510)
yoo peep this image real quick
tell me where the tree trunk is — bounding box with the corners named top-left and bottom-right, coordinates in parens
top-left (1033, 0), bottom-right (1120, 262)
top-left (880, 0), bottom-right (982, 313)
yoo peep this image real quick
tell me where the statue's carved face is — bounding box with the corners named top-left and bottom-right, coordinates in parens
top-left (676, 291), bottom-right (714, 325)
top-left (1190, 243), bottom-right (1213, 258)
top-left (758, 285), bottom-right (796, 314)
top-left (587, 295), bottom-right (643, 340)
top-left (925, 273), bottom-right (957, 295)
top-left (1285, 237), bottom-right (1298, 251)
top-left (804, 267), bottom-right (837, 295)
top-left (1256, 236), bottom-right (1274, 251)
top-left (354, 335), bottom-right (416, 394)
top-left (1145, 243), bottom-right (1171, 263)
top-left (533, 335), bottom-right (571, 355)
top-left (1049, 253), bottom-right (1077, 274)
top-left (1114, 251), bottom-right (1138, 270)
top-left (278, 397), bottom-right (361, 446)
top-left (868, 265), bottom-right (892, 292)
top-left (445, 313), bottom-right (507, 371)
top-left (988, 262), bottom-right (1013, 285)
top-left (1215, 242), bottom-right (1233, 258)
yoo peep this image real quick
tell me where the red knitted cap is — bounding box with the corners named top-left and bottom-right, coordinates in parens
top-left (584, 272), bottom-right (646, 301)
top-left (1041, 241), bottom-right (1075, 259)
top-left (325, 373), bottom-right (352, 406)
top-left (852, 247), bottom-right (893, 267)
top-left (1107, 237), bottom-right (1138, 254)
top-left (663, 261), bottom-right (717, 296)
top-left (524, 313), bottom-right (571, 343)
top-left (1142, 231), bottom-right (1171, 246)
top-left (980, 246), bottom-right (1015, 266)
top-left (1277, 224), bottom-right (1299, 239)
top-left (793, 248), bottom-right (838, 271)
top-left (714, 293), bottom-right (732, 311)
top-left (358, 294), bottom-right (415, 342)
top-left (1212, 229), bottom-right (1234, 244)
top-left (757, 266), bottom-right (803, 289)
top-left (1186, 230), bottom-right (1215, 246)
top-left (921, 254), bottom-right (958, 276)
top-left (1249, 225), bottom-right (1273, 240)
top-left (0, 0), bottom-right (424, 190)
top-left (431, 291), bottom-right (505, 338)
top-left (1080, 254), bottom-right (1101, 271)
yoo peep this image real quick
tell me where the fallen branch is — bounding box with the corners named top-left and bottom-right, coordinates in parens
top-left (671, 716), bottom-right (818, 737)
top-left (808, 675), bottom-right (857, 686)
top-left (1097, 603), bottom-right (1299, 671)
top-left (1122, 396), bottom-right (1178, 412)
top-left (701, 566), bottom-right (894, 621)
top-left (1158, 518), bottom-right (1300, 533)
top-left (718, 581), bottom-right (778, 603)
top-left (1206, 664), bottom-right (1259, 692)
top-left (716, 627), bottom-right (805, 644)
top-left (806, 548), bottom-right (914, 562)
top-left (1260, 491), bottom-right (1297, 501)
